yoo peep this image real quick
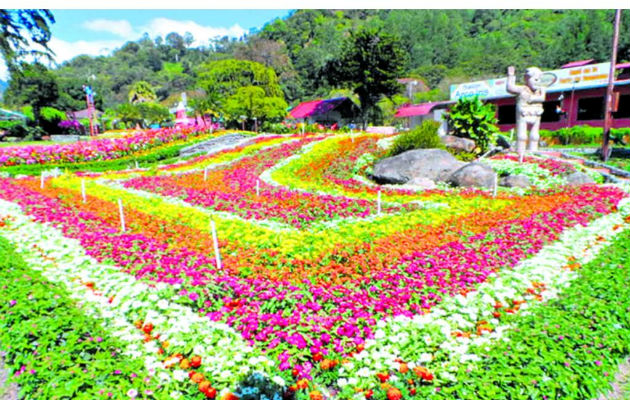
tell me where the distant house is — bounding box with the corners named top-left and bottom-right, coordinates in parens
top-left (395, 101), bottom-right (451, 134)
top-left (288, 97), bottom-right (360, 126)
top-left (67, 108), bottom-right (102, 120)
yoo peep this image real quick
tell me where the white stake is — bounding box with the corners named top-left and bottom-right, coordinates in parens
top-left (118, 199), bottom-right (126, 232)
top-left (81, 179), bottom-right (86, 203)
top-left (135, 160), bottom-right (139, 169)
top-left (210, 220), bottom-right (222, 269)
top-left (40, 172), bottom-right (44, 189)
top-left (204, 167), bottom-right (208, 181)
top-left (377, 190), bottom-right (382, 215)
top-left (493, 174), bottom-right (498, 197)
top-left (256, 179), bottom-right (260, 196)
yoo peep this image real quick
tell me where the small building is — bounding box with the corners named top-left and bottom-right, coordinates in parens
top-left (394, 101), bottom-right (451, 135)
top-left (288, 97), bottom-right (360, 126)
top-left (448, 60), bottom-right (630, 131)
top-left (67, 108), bottom-right (103, 120)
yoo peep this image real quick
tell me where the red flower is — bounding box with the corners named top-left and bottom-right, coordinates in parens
top-left (387, 388), bottom-right (402, 400)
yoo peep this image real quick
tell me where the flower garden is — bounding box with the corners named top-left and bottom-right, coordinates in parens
top-left (1, 128), bottom-right (629, 400)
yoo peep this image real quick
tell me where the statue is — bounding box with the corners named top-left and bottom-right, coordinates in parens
top-left (506, 66), bottom-right (546, 162)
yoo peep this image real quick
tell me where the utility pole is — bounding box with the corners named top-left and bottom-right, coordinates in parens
top-left (601, 9), bottom-right (621, 162)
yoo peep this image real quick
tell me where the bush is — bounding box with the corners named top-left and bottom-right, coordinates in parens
top-left (540, 126), bottom-right (630, 146)
top-left (444, 96), bottom-right (498, 153)
top-left (387, 120), bottom-right (443, 157)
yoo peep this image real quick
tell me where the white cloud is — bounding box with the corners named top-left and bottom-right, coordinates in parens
top-left (0, 17), bottom-right (247, 81)
top-left (82, 19), bottom-right (134, 38)
top-left (140, 18), bottom-right (246, 47)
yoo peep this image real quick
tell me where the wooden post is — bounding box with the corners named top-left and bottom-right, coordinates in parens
top-left (118, 199), bottom-right (126, 232)
top-left (602, 9), bottom-right (621, 162)
top-left (210, 220), bottom-right (222, 269)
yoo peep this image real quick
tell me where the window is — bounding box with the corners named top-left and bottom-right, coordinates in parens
top-left (613, 95), bottom-right (630, 119)
top-left (541, 100), bottom-right (562, 122)
top-left (577, 97), bottom-right (604, 121)
top-left (497, 104), bottom-right (516, 124)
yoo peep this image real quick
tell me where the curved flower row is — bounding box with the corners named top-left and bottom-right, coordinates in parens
top-left (0, 126), bottom-right (224, 167)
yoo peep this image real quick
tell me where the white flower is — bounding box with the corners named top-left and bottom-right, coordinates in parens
top-left (173, 370), bottom-right (187, 382)
top-left (337, 378), bottom-right (348, 387)
top-left (272, 376), bottom-right (285, 387)
top-left (170, 391), bottom-right (182, 399)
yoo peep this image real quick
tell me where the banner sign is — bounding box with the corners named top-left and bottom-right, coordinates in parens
top-left (450, 62), bottom-right (611, 101)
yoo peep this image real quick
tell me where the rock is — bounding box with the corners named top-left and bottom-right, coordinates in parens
top-left (371, 149), bottom-right (464, 184)
top-left (499, 174), bottom-right (531, 188)
top-left (406, 177), bottom-right (437, 189)
top-left (566, 171), bottom-right (595, 185)
top-left (448, 162), bottom-right (496, 188)
top-left (441, 135), bottom-right (476, 152)
top-left (495, 135), bottom-right (512, 149)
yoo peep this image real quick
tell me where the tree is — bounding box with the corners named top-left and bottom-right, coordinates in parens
top-left (128, 81), bottom-right (157, 104)
top-left (0, 9), bottom-right (55, 70)
top-left (5, 62), bottom-right (59, 127)
top-left (223, 86), bottom-right (287, 129)
top-left (195, 59), bottom-right (283, 98)
top-left (327, 27), bottom-right (408, 127)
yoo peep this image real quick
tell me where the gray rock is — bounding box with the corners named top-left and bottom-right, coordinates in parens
top-left (499, 174), bottom-right (531, 188)
top-left (441, 135), bottom-right (476, 152)
top-left (566, 171), bottom-right (595, 185)
top-left (371, 149), bottom-right (464, 184)
top-left (448, 162), bottom-right (496, 188)
top-left (406, 177), bottom-right (437, 189)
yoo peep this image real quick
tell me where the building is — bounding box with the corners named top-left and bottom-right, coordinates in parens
top-left (448, 60), bottom-right (630, 131)
top-left (288, 97), bottom-right (360, 126)
top-left (394, 101), bottom-right (451, 135)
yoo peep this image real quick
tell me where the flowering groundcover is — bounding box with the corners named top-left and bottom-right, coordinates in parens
top-left (0, 131), bottom-right (629, 400)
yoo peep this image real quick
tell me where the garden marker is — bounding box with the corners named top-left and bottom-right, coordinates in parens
top-left (40, 172), bottom-right (44, 189)
top-left (204, 167), bottom-right (208, 181)
top-left (81, 179), bottom-right (86, 203)
top-left (493, 174), bottom-right (498, 197)
top-left (118, 199), bottom-right (126, 232)
top-left (210, 219), bottom-right (222, 269)
top-left (256, 179), bottom-right (260, 196)
top-left (377, 190), bottom-right (382, 215)
top-left (135, 160), bottom-right (139, 169)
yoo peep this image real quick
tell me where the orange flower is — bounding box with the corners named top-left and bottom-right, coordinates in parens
top-left (191, 372), bottom-right (204, 384)
top-left (190, 355), bottom-right (202, 368)
top-left (309, 391), bottom-right (324, 400)
top-left (399, 363), bottom-right (409, 374)
top-left (387, 388), bottom-right (402, 400)
top-left (180, 358), bottom-right (190, 369)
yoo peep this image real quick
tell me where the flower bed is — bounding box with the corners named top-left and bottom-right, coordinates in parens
top-left (0, 131), bottom-right (629, 399)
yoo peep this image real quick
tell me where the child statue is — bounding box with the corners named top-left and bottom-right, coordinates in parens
top-left (506, 66), bottom-right (546, 162)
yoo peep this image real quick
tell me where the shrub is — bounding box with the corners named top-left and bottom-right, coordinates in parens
top-left (444, 96), bottom-right (498, 153)
top-left (387, 120), bottom-right (443, 157)
top-left (539, 126), bottom-right (630, 146)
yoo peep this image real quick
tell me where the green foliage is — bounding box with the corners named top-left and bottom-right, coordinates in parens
top-left (0, 236), bottom-right (155, 399)
top-left (128, 80), bottom-right (157, 103)
top-left (196, 59), bottom-right (283, 98)
top-left (5, 62), bottom-right (59, 125)
top-left (39, 106), bottom-right (66, 122)
top-left (451, 226), bottom-right (630, 399)
top-left (540, 126), bottom-right (630, 146)
top-left (327, 26), bottom-right (409, 126)
top-left (0, 10), bottom-right (55, 70)
top-left (223, 86), bottom-right (288, 129)
top-left (387, 120), bottom-right (444, 157)
top-left (444, 96), bottom-right (498, 153)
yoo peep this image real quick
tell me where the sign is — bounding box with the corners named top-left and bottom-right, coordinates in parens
top-left (450, 62), bottom-right (612, 101)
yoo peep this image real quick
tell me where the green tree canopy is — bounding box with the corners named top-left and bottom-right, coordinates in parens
top-left (223, 86), bottom-right (287, 129)
top-left (195, 59), bottom-right (283, 98)
top-left (0, 9), bottom-right (55, 71)
top-left (326, 26), bottom-right (409, 126)
top-left (128, 80), bottom-right (158, 104)
top-left (5, 62), bottom-right (59, 125)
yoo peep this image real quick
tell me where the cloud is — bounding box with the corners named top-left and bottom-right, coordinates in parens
top-left (140, 18), bottom-right (247, 46)
top-left (48, 37), bottom-right (127, 65)
top-left (82, 19), bottom-right (135, 38)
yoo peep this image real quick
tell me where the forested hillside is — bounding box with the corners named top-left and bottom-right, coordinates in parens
top-left (3, 9), bottom-right (629, 132)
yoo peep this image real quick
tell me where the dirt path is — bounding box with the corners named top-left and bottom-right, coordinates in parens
top-left (596, 358), bottom-right (630, 400)
top-left (0, 354), bottom-right (18, 400)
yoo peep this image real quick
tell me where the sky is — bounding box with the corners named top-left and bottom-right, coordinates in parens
top-left (1, 9), bottom-right (291, 80)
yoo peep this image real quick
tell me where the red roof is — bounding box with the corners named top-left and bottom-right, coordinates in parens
top-left (289, 97), bottom-right (350, 119)
top-left (560, 59), bottom-right (595, 69)
top-left (395, 101), bottom-right (449, 118)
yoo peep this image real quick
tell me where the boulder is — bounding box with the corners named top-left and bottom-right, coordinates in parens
top-left (566, 171), bottom-right (595, 185)
top-left (499, 174), bottom-right (531, 188)
top-left (406, 177), bottom-right (437, 190)
top-left (371, 149), bottom-right (464, 184)
top-left (448, 162), bottom-right (496, 188)
top-left (441, 135), bottom-right (476, 152)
